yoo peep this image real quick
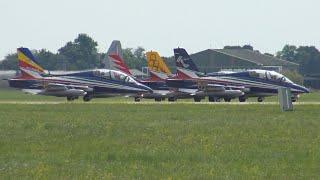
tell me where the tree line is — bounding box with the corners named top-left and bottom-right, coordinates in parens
top-left (0, 34), bottom-right (319, 77)
top-left (0, 34), bottom-right (173, 72)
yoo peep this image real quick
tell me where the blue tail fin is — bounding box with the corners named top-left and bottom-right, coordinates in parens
top-left (173, 48), bottom-right (199, 72)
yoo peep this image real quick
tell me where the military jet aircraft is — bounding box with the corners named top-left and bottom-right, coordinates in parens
top-left (7, 48), bottom-right (152, 102)
top-left (168, 48), bottom-right (309, 102)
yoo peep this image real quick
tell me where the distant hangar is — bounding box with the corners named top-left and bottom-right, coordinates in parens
top-left (190, 48), bottom-right (299, 73)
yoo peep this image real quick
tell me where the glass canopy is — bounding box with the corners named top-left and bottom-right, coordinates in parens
top-left (248, 70), bottom-right (293, 84)
top-left (93, 69), bottom-right (136, 83)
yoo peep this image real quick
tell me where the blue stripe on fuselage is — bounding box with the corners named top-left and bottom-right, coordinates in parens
top-left (53, 70), bottom-right (148, 91)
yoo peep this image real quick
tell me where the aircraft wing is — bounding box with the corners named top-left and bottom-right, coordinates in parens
top-left (32, 83), bottom-right (93, 92)
top-left (226, 85), bottom-right (246, 89)
top-left (177, 81), bottom-right (244, 98)
top-left (152, 90), bottom-right (172, 96)
top-left (195, 81), bottom-right (226, 91)
top-left (23, 83), bottom-right (87, 97)
top-left (43, 83), bottom-right (68, 91)
top-left (205, 84), bottom-right (226, 91)
top-left (166, 88), bottom-right (198, 96)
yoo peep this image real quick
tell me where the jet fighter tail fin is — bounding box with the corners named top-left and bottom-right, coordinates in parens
top-left (173, 48), bottom-right (203, 79)
top-left (146, 51), bottom-right (172, 76)
top-left (17, 48), bottom-right (46, 79)
top-left (103, 40), bottom-right (132, 75)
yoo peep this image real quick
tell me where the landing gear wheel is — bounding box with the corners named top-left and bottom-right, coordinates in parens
top-left (67, 97), bottom-right (75, 101)
top-left (134, 97), bottom-right (141, 102)
top-left (168, 97), bottom-right (176, 102)
top-left (83, 95), bottom-right (92, 102)
top-left (257, 97), bottom-right (264, 102)
top-left (194, 96), bottom-right (202, 102)
top-left (291, 97), bottom-right (297, 102)
top-left (209, 96), bottom-right (221, 102)
top-left (155, 98), bottom-right (162, 102)
top-left (239, 96), bottom-right (246, 102)
top-left (208, 96), bottom-right (215, 102)
top-left (224, 98), bottom-right (231, 102)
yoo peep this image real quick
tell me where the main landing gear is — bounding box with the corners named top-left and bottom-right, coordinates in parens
top-left (208, 96), bottom-right (221, 102)
top-left (155, 98), bottom-right (163, 102)
top-left (67, 96), bottom-right (75, 101)
top-left (83, 94), bottom-right (92, 102)
top-left (208, 96), bottom-right (231, 102)
top-left (224, 98), bottom-right (231, 102)
top-left (168, 97), bottom-right (177, 102)
top-left (67, 96), bottom-right (79, 101)
top-left (194, 96), bottom-right (203, 102)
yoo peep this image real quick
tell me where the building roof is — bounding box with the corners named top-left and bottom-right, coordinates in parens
top-left (212, 49), bottom-right (299, 67)
top-left (129, 69), bottom-right (147, 76)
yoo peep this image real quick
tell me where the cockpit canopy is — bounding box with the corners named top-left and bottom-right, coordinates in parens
top-left (93, 69), bottom-right (136, 83)
top-left (248, 70), bottom-right (293, 84)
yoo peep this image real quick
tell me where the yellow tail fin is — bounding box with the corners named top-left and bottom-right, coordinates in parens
top-left (146, 51), bottom-right (172, 75)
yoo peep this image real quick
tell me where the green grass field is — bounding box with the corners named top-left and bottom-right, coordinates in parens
top-left (0, 90), bottom-right (320, 178)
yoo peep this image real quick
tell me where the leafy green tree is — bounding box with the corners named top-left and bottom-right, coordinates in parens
top-left (33, 49), bottom-right (58, 70)
top-left (133, 46), bottom-right (146, 59)
top-left (224, 45), bottom-right (255, 51)
top-left (276, 45), bottom-right (297, 63)
top-left (122, 47), bottom-right (147, 70)
top-left (0, 53), bottom-right (18, 70)
top-left (122, 48), bottom-right (135, 69)
top-left (277, 45), bottom-right (320, 75)
top-left (295, 46), bottom-right (320, 75)
top-left (58, 34), bottom-right (99, 70)
top-left (242, 45), bottom-right (254, 50)
top-left (162, 56), bottom-right (176, 73)
top-left (224, 45), bottom-right (242, 49)
top-left (264, 53), bottom-right (274, 57)
top-left (281, 69), bottom-right (304, 85)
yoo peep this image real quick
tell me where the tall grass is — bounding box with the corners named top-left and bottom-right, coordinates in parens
top-left (0, 103), bottom-right (320, 178)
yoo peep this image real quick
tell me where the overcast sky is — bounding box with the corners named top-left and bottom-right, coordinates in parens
top-left (1, 0), bottom-right (319, 60)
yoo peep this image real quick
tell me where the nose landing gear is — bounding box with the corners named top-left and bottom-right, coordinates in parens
top-left (134, 97), bottom-right (141, 102)
top-left (257, 97), bottom-right (264, 102)
top-left (168, 97), bottom-right (177, 102)
top-left (239, 96), bottom-right (247, 102)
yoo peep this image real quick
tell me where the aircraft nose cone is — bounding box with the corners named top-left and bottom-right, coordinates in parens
top-left (296, 84), bottom-right (309, 93)
top-left (302, 86), bottom-right (309, 93)
top-left (146, 86), bottom-right (153, 93)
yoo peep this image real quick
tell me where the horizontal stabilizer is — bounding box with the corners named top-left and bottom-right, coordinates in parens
top-left (146, 70), bottom-right (169, 81)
